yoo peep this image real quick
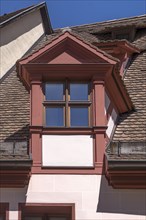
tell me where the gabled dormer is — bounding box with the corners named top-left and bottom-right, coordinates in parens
top-left (93, 40), bottom-right (140, 76)
top-left (17, 31), bottom-right (133, 175)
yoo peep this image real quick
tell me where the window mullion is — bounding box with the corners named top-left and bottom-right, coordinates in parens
top-left (65, 79), bottom-right (69, 127)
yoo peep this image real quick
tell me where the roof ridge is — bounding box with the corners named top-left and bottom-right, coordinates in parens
top-left (69, 14), bottom-right (146, 29)
top-left (54, 14), bottom-right (146, 32)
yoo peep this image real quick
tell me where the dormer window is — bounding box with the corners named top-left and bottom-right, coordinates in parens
top-left (44, 81), bottom-right (91, 127)
top-left (112, 28), bottom-right (135, 41)
top-left (18, 31), bottom-right (133, 173)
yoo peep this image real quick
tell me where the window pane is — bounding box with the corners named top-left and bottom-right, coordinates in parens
top-left (46, 107), bottom-right (64, 126)
top-left (70, 107), bottom-right (88, 126)
top-left (70, 83), bottom-right (88, 100)
top-left (45, 83), bottom-right (64, 100)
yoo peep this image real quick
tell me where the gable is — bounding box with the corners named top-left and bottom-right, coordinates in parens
top-left (31, 37), bottom-right (106, 64)
top-left (19, 31), bottom-right (118, 65)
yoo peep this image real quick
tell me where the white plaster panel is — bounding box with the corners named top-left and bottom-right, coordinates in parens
top-left (42, 135), bottom-right (93, 167)
top-left (105, 92), bottom-right (110, 114)
top-left (0, 10), bottom-right (44, 78)
top-left (106, 109), bottom-right (117, 138)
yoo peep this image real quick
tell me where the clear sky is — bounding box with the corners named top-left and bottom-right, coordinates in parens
top-left (0, 0), bottom-right (146, 29)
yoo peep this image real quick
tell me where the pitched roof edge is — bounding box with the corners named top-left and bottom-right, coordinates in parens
top-left (18, 30), bottom-right (119, 64)
top-left (54, 14), bottom-right (146, 31)
top-left (0, 2), bottom-right (53, 34)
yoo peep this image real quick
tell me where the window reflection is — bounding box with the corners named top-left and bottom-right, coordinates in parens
top-left (70, 107), bottom-right (88, 126)
top-left (70, 83), bottom-right (88, 101)
top-left (45, 83), bottom-right (64, 101)
top-left (46, 107), bottom-right (64, 126)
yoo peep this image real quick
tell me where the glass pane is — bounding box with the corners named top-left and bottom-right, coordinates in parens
top-left (46, 107), bottom-right (64, 126)
top-left (45, 83), bottom-right (64, 100)
top-left (70, 83), bottom-right (88, 100)
top-left (70, 107), bottom-right (88, 126)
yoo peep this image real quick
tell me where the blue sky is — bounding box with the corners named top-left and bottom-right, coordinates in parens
top-left (0, 0), bottom-right (146, 29)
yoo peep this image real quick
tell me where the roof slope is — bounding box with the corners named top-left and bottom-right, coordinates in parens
top-left (0, 69), bottom-right (30, 142)
top-left (0, 5), bottom-right (33, 23)
top-left (70, 14), bottom-right (146, 34)
top-left (113, 51), bottom-right (146, 141)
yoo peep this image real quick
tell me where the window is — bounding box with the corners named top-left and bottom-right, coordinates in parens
top-left (44, 81), bottom-right (91, 127)
top-left (19, 203), bottom-right (75, 220)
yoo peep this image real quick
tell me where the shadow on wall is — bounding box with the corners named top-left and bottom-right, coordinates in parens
top-left (97, 175), bottom-right (146, 216)
top-left (0, 187), bottom-right (28, 211)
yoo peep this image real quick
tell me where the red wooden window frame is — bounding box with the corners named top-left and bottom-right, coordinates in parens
top-left (18, 203), bottom-right (75, 220)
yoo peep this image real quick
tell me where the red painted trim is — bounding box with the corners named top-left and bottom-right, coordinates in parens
top-left (19, 203), bottom-right (75, 220)
top-left (105, 158), bottom-right (146, 189)
top-left (16, 32), bottom-right (134, 177)
top-left (18, 31), bottom-right (118, 65)
top-left (0, 203), bottom-right (9, 220)
top-left (94, 40), bottom-right (140, 54)
top-left (0, 169), bottom-right (31, 187)
top-left (30, 125), bottom-right (107, 175)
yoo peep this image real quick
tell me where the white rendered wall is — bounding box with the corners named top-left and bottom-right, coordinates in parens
top-left (42, 135), bottom-right (93, 167)
top-left (106, 109), bottom-right (117, 138)
top-left (1, 175), bottom-right (145, 220)
top-left (0, 10), bottom-right (44, 78)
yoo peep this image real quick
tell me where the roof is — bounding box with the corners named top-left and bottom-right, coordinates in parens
top-left (113, 51), bottom-right (146, 142)
top-left (0, 2), bottom-right (53, 34)
top-left (70, 14), bottom-right (146, 34)
top-left (0, 13), bottom-right (146, 160)
top-left (0, 5), bottom-right (33, 23)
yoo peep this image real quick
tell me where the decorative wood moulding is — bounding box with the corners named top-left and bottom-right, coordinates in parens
top-left (94, 40), bottom-right (140, 55)
top-left (105, 158), bottom-right (146, 189)
top-left (29, 126), bottom-right (107, 135)
top-left (93, 40), bottom-right (140, 77)
top-left (0, 168), bottom-right (31, 187)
